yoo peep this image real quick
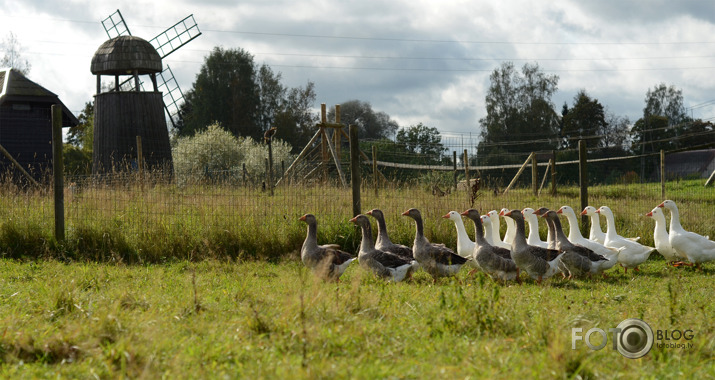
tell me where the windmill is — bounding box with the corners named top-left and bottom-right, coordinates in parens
top-left (101, 9), bottom-right (201, 129)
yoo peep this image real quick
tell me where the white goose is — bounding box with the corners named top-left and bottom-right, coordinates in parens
top-left (522, 208), bottom-right (549, 248)
top-left (582, 205), bottom-right (640, 244)
top-left (659, 200), bottom-right (715, 270)
top-left (442, 211), bottom-right (477, 265)
top-left (558, 206), bottom-right (621, 263)
top-left (581, 206), bottom-right (606, 244)
top-left (487, 210), bottom-right (512, 249)
top-left (597, 206), bottom-right (655, 273)
top-left (481, 215), bottom-right (496, 246)
top-left (645, 206), bottom-right (685, 265)
top-left (500, 208), bottom-right (517, 246)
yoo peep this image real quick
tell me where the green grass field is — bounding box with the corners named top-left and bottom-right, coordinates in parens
top-left (0, 259), bottom-right (713, 378)
top-left (0, 179), bottom-right (713, 378)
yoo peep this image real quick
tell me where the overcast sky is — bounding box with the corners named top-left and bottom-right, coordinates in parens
top-left (3, 0), bottom-right (715, 144)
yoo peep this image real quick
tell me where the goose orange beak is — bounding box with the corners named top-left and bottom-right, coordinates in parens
top-left (299, 215), bottom-right (307, 221)
top-left (460, 210), bottom-right (470, 216)
top-left (401, 210), bottom-right (410, 216)
top-left (366, 210), bottom-right (373, 215)
top-left (658, 202), bottom-right (665, 208)
top-left (442, 213), bottom-right (450, 219)
top-left (556, 208), bottom-right (563, 214)
top-left (349, 216), bottom-right (358, 223)
top-left (580, 209), bottom-right (588, 216)
top-left (645, 211), bottom-right (653, 217)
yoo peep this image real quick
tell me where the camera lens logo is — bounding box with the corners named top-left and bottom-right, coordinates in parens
top-left (615, 318), bottom-right (654, 359)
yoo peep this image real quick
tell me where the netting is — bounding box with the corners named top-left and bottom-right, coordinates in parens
top-left (0, 130), bottom-right (713, 261)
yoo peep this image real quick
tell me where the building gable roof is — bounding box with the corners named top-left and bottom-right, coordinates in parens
top-left (0, 68), bottom-right (79, 126)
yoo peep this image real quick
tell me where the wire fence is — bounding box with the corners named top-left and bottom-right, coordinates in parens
top-left (1, 126), bottom-right (713, 261)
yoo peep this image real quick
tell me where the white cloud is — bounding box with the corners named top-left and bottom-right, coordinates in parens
top-left (2, 0), bottom-right (715, 139)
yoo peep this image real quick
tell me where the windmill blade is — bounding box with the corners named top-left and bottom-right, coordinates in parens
top-left (102, 9), bottom-right (131, 39)
top-left (149, 14), bottom-right (202, 59)
top-left (156, 65), bottom-right (185, 129)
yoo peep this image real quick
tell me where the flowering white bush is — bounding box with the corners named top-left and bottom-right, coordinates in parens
top-left (172, 123), bottom-right (293, 185)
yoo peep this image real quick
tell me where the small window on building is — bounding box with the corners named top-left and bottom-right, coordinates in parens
top-left (12, 104), bottom-right (31, 111)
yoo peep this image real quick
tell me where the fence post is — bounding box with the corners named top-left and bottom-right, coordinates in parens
top-left (660, 149), bottom-right (665, 199)
top-left (349, 124), bottom-right (361, 216)
top-left (452, 151), bottom-right (457, 190)
top-left (334, 104), bottom-right (342, 159)
top-left (372, 145), bottom-right (378, 197)
top-left (551, 150), bottom-right (556, 196)
top-left (136, 135), bottom-right (144, 191)
top-left (463, 149), bottom-right (470, 188)
top-left (52, 105), bottom-right (65, 242)
top-left (531, 152), bottom-right (538, 196)
top-left (268, 138), bottom-right (274, 196)
top-left (578, 140), bottom-right (588, 232)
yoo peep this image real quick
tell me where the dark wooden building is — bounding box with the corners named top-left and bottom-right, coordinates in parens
top-left (91, 36), bottom-right (172, 174)
top-left (0, 68), bottom-right (78, 179)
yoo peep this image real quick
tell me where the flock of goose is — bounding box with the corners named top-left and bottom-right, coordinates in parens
top-left (299, 200), bottom-right (715, 283)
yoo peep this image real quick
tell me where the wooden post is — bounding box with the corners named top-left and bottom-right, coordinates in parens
top-left (276, 129), bottom-right (321, 186)
top-left (538, 159), bottom-right (551, 195)
top-left (453, 151), bottom-right (458, 191)
top-left (268, 138), bottom-right (274, 196)
top-left (320, 104), bottom-right (328, 183)
top-left (325, 129), bottom-right (347, 187)
top-left (551, 150), bottom-right (557, 196)
top-left (52, 105), bottom-right (65, 242)
top-left (463, 149), bottom-right (470, 187)
top-left (578, 140), bottom-right (588, 231)
top-left (334, 105), bottom-right (341, 159)
top-left (660, 149), bottom-right (665, 199)
top-left (531, 152), bottom-right (538, 196)
top-left (133, 70), bottom-right (140, 92)
top-left (349, 124), bottom-right (361, 216)
top-left (136, 135), bottom-right (144, 190)
top-left (0, 143), bottom-right (40, 187)
top-left (504, 152), bottom-right (534, 194)
top-left (372, 145), bottom-right (378, 197)
top-left (264, 158), bottom-right (269, 187)
top-left (705, 169), bottom-right (715, 187)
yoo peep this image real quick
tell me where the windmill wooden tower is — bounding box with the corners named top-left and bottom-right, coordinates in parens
top-left (90, 10), bottom-right (201, 174)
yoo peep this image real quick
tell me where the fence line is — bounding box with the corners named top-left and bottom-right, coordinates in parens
top-left (366, 151), bottom-right (662, 171)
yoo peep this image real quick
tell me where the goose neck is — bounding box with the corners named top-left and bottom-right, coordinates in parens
top-left (668, 205), bottom-right (683, 232)
top-left (565, 212), bottom-right (582, 239)
top-left (472, 217), bottom-right (487, 245)
top-left (375, 215), bottom-right (392, 244)
top-left (359, 222), bottom-right (375, 252)
top-left (304, 221), bottom-right (319, 250)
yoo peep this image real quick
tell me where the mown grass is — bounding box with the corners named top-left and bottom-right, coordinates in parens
top-left (0, 259), bottom-right (713, 378)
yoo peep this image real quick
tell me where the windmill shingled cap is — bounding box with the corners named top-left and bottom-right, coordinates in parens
top-left (91, 36), bottom-right (162, 75)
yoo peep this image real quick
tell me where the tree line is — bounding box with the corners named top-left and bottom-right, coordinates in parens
top-left (15, 40), bottom-right (704, 180)
top-left (477, 62), bottom-right (714, 184)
